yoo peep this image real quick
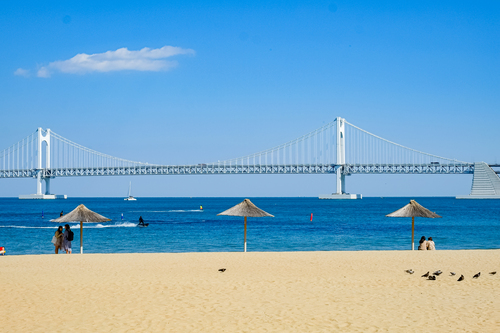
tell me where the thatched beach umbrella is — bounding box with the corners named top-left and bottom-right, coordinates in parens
top-left (51, 204), bottom-right (111, 254)
top-left (218, 199), bottom-right (274, 252)
top-left (386, 200), bottom-right (441, 250)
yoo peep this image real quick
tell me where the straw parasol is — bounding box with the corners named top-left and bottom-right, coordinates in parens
top-left (386, 200), bottom-right (441, 250)
top-left (218, 199), bottom-right (274, 252)
top-left (51, 204), bottom-right (111, 254)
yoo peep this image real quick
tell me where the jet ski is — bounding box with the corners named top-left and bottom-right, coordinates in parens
top-left (137, 216), bottom-right (149, 227)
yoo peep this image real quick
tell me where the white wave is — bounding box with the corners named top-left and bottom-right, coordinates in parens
top-left (129, 210), bottom-right (203, 213)
top-left (129, 210), bottom-right (171, 213)
top-left (68, 222), bottom-right (137, 228)
top-left (0, 225), bottom-right (59, 229)
top-left (1, 222), bottom-right (138, 229)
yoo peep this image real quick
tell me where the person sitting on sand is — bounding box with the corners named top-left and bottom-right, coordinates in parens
top-left (53, 226), bottom-right (64, 254)
top-left (427, 237), bottom-right (435, 250)
top-left (63, 224), bottom-right (72, 254)
top-left (418, 236), bottom-right (427, 251)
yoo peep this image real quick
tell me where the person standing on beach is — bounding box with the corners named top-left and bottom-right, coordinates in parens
top-left (418, 236), bottom-right (427, 250)
top-left (427, 237), bottom-right (435, 250)
top-left (53, 226), bottom-right (64, 254)
top-left (63, 224), bottom-right (73, 254)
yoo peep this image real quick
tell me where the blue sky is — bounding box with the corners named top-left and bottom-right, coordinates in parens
top-left (0, 1), bottom-right (499, 197)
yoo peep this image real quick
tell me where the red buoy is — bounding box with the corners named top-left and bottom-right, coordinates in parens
top-left (310, 213), bottom-right (313, 221)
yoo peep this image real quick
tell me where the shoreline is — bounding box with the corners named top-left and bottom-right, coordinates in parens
top-left (3, 248), bottom-right (500, 256)
top-left (0, 195), bottom-right (474, 198)
top-left (2, 250), bottom-right (499, 332)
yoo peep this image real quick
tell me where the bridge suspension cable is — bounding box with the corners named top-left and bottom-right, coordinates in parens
top-left (215, 118), bottom-right (466, 167)
top-left (0, 130), bottom-right (38, 172)
top-left (343, 121), bottom-right (466, 165)
top-left (216, 120), bottom-right (339, 167)
top-left (49, 131), bottom-right (150, 170)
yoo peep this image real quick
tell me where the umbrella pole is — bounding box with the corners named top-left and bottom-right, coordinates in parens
top-left (411, 217), bottom-right (415, 251)
top-left (80, 221), bottom-right (83, 254)
top-left (244, 216), bottom-right (247, 252)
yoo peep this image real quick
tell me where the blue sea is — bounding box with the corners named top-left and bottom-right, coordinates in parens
top-left (0, 197), bottom-right (499, 255)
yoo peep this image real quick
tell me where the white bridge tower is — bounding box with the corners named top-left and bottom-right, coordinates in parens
top-left (319, 117), bottom-right (362, 199)
top-left (19, 128), bottom-right (66, 199)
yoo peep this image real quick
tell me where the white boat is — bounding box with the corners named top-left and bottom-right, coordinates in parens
top-left (124, 182), bottom-right (137, 201)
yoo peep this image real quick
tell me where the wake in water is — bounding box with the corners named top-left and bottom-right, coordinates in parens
top-left (130, 210), bottom-right (204, 213)
top-left (0, 222), bottom-right (138, 229)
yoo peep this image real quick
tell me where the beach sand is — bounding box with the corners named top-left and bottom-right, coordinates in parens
top-left (1, 250), bottom-right (499, 332)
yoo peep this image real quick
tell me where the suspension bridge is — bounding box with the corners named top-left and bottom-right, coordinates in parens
top-left (1, 117), bottom-right (499, 199)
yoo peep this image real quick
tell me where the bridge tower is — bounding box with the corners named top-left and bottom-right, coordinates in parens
top-left (319, 117), bottom-right (362, 199)
top-left (19, 128), bottom-right (66, 199)
top-left (336, 117), bottom-right (346, 194)
top-left (37, 128), bottom-right (51, 196)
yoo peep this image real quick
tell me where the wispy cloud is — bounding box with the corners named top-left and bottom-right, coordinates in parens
top-left (14, 68), bottom-right (30, 77)
top-left (32, 46), bottom-right (195, 78)
top-left (37, 67), bottom-right (50, 78)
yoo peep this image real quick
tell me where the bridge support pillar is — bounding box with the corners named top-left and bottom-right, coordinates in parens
top-left (319, 117), bottom-right (361, 199)
top-left (44, 177), bottom-right (51, 195)
top-left (36, 171), bottom-right (42, 195)
top-left (336, 168), bottom-right (346, 194)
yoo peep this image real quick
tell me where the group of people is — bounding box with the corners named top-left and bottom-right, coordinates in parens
top-left (52, 224), bottom-right (73, 254)
top-left (418, 236), bottom-right (435, 250)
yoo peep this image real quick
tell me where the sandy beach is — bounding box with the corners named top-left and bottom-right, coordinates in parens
top-left (1, 250), bottom-right (499, 332)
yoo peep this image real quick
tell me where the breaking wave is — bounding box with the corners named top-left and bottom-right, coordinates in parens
top-left (0, 222), bottom-right (138, 229)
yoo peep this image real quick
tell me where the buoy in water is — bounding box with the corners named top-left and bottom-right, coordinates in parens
top-left (310, 213), bottom-right (313, 221)
top-left (200, 205), bottom-right (203, 210)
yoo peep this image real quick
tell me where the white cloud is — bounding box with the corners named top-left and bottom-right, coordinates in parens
top-left (14, 68), bottom-right (30, 77)
top-left (41, 46), bottom-right (195, 77)
top-left (37, 67), bottom-right (50, 78)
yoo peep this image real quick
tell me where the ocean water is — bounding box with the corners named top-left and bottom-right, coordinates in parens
top-left (0, 197), bottom-right (499, 255)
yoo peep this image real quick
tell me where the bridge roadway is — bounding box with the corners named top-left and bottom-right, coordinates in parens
top-left (0, 163), bottom-right (475, 178)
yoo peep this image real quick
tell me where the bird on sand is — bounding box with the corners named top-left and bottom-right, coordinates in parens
top-left (421, 271), bottom-right (430, 277)
top-left (405, 269), bottom-right (414, 274)
top-left (458, 275), bottom-right (464, 281)
top-left (489, 271), bottom-right (497, 275)
top-left (450, 272), bottom-right (456, 276)
top-left (433, 270), bottom-right (442, 276)
top-left (427, 276), bottom-right (436, 280)
top-left (218, 268), bottom-right (226, 272)
top-left (473, 272), bottom-right (480, 279)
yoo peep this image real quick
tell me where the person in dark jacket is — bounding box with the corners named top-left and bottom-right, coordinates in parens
top-left (63, 224), bottom-right (72, 254)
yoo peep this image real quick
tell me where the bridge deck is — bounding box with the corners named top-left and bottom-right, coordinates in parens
top-left (0, 163), bottom-right (475, 178)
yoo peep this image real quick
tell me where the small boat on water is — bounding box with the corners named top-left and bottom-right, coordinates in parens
top-left (124, 182), bottom-right (137, 201)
